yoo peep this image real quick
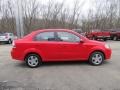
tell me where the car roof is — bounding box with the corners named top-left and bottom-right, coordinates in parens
top-left (23, 29), bottom-right (88, 41)
top-left (33, 29), bottom-right (78, 34)
top-left (35, 29), bottom-right (72, 32)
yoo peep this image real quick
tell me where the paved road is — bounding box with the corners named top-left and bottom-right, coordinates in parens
top-left (0, 41), bottom-right (120, 90)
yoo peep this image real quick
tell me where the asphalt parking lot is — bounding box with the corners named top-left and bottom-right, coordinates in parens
top-left (0, 41), bottom-right (120, 90)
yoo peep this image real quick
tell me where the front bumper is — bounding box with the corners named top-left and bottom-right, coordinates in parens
top-left (105, 49), bottom-right (112, 60)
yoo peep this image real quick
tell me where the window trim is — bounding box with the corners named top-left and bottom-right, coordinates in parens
top-left (33, 31), bottom-right (56, 41)
top-left (56, 31), bottom-right (80, 43)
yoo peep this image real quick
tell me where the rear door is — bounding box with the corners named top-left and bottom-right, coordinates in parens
top-left (33, 31), bottom-right (63, 61)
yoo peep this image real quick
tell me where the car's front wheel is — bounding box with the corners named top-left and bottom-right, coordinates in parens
top-left (89, 52), bottom-right (104, 66)
top-left (25, 54), bottom-right (42, 68)
top-left (103, 38), bottom-right (107, 41)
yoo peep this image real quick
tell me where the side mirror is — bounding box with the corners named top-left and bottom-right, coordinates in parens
top-left (80, 39), bottom-right (84, 43)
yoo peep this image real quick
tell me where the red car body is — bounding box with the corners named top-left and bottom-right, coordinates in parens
top-left (86, 30), bottom-right (111, 41)
top-left (11, 29), bottom-right (111, 66)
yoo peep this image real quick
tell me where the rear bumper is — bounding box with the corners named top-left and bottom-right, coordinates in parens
top-left (11, 48), bottom-right (23, 61)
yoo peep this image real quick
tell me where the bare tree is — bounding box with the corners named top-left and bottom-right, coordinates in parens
top-left (0, 0), bottom-right (14, 32)
top-left (2, 0), bottom-right (120, 35)
top-left (69, 0), bottom-right (84, 29)
top-left (23, 0), bottom-right (39, 34)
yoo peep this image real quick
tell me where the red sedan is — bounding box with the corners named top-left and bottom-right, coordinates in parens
top-left (11, 29), bottom-right (112, 68)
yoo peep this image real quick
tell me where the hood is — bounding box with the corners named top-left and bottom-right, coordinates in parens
top-left (88, 40), bottom-right (105, 46)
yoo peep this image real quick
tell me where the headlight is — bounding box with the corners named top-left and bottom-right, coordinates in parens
top-left (105, 44), bottom-right (110, 49)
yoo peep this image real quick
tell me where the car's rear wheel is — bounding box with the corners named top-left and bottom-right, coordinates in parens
top-left (8, 39), bottom-right (12, 44)
top-left (89, 52), bottom-right (104, 66)
top-left (25, 54), bottom-right (42, 68)
top-left (113, 36), bottom-right (118, 41)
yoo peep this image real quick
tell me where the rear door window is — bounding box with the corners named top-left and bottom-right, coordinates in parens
top-left (35, 32), bottom-right (55, 41)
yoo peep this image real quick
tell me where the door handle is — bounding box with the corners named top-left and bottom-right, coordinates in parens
top-left (35, 45), bottom-right (39, 47)
top-left (60, 45), bottom-right (67, 48)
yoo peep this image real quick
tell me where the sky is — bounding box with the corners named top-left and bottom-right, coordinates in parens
top-left (41, 0), bottom-right (95, 15)
top-left (0, 0), bottom-right (95, 18)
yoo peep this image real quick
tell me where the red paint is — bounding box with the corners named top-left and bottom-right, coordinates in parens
top-left (86, 30), bottom-right (110, 40)
top-left (11, 29), bottom-right (111, 62)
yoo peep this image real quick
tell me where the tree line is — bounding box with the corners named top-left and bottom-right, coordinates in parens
top-left (0, 0), bottom-right (120, 35)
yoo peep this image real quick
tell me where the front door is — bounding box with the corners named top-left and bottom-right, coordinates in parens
top-left (56, 31), bottom-right (85, 61)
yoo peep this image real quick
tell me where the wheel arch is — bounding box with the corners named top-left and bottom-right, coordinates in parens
top-left (23, 48), bottom-right (43, 61)
top-left (24, 52), bottom-right (42, 61)
top-left (89, 50), bottom-right (106, 60)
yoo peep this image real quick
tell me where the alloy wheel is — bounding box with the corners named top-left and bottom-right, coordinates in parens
top-left (89, 52), bottom-right (104, 66)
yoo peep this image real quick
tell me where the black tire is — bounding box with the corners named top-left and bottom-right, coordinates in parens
top-left (25, 54), bottom-right (42, 68)
top-left (113, 36), bottom-right (118, 41)
top-left (103, 38), bottom-right (107, 41)
top-left (89, 52), bottom-right (104, 66)
top-left (8, 39), bottom-right (12, 44)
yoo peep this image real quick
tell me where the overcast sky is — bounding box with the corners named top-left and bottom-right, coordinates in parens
top-left (41, 0), bottom-right (95, 15)
top-left (0, 0), bottom-right (96, 18)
